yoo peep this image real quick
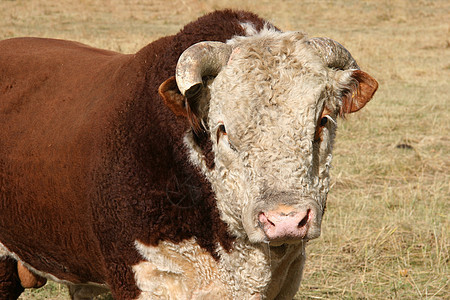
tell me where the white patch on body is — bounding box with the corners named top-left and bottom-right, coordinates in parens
top-left (133, 238), bottom-right (306, 299)
top-left (133, 239), bottom-right (230, 300)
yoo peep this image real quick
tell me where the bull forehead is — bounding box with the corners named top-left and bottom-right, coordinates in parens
top-left (209, 31), bottom-right (329, 152)
top-left (206, 31), bottom-right (335, 193)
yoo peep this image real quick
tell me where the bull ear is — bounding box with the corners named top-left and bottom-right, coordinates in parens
top-left (159, 76), bottom-right (188, 117)
top-left (158, 76), bottom-right (203, 133)
top-left (340, 70), bottom-right (378, 115)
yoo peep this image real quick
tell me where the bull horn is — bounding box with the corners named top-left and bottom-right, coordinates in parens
top-left (176, 41), bottom-right (232, 98)
top-left (308, 37), bottom-right (360, 70)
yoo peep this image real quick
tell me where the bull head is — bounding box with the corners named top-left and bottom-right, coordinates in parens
top-left (160, 30), bottom-right (377, 246)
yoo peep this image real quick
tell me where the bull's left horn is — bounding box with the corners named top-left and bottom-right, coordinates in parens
top-left (308, 37), bottom-right (359, 70)
top-left (176, 41), bottom-right (232, 98)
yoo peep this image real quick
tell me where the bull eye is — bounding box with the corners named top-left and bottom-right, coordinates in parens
top-left (320, 116), bottom-right (328, 126)
top-left (218, 124), bottom-right (227, 134)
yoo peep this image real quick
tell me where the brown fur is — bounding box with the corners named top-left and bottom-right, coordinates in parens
top-left (0, 10), bottom-right (268, 299)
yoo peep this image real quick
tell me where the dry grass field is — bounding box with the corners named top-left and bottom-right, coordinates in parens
top-left (1, 0), bottom-right (448, 299)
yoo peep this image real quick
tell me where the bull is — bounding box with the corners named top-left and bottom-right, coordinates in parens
top-left (0, 10), bottom-right (377, 299)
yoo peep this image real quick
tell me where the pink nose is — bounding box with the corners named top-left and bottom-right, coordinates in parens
top-left (258, 206), bottom-right (312, 242)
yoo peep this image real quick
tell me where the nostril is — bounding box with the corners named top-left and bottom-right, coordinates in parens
top-left (259, 212), bottom-right (275, 228)
top-left (267, 217), bottom-right (275, 227)
top-left (298, 209), bottom-right (310, 228)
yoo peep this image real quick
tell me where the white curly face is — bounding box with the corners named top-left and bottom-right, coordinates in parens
top-left (189, 30), bottom-right (347, 245)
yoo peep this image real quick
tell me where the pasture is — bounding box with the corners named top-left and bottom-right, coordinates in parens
top-left (0, 0), bottom-right (448, 299)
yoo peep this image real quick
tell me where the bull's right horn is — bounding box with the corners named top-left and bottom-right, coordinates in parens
top-left (176, 41), bottom-right (232, 98)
